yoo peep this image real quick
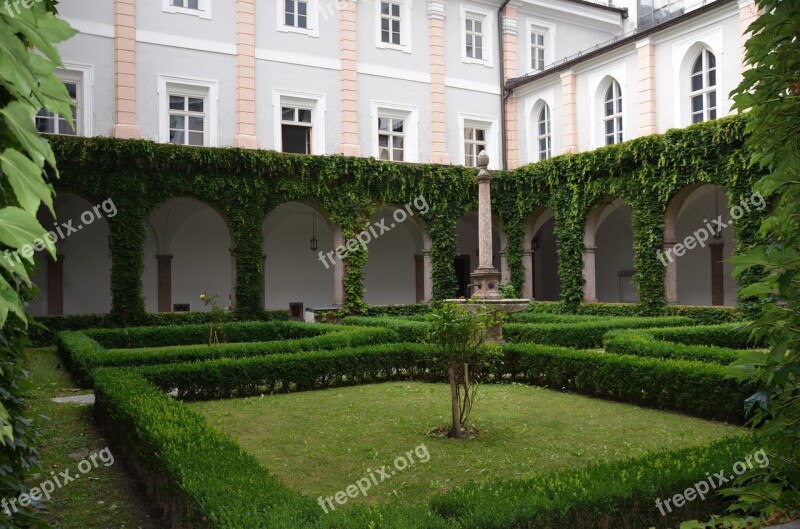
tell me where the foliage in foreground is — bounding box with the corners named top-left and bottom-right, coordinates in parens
top-left (0, 3), bottom-right (75, 528)
top-left (687, 0), bottom-right (800, 526)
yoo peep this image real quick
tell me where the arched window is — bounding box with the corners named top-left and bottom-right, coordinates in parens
top-left (690, 49), bottom-right (717, 123)
top-left (536, 104), bottom-right (552, 161)
top-left (603, 80), bottom-right (623, 145)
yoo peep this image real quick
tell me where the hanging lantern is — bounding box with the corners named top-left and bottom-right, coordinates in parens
top-left (310, 213), bottom-right (318, 251)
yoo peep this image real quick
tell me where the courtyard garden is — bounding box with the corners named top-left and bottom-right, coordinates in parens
top-left (26, 304), bottom-right (772, 528)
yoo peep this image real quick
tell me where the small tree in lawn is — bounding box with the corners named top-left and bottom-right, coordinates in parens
top-left (427, 302), bottom-right (501, 439)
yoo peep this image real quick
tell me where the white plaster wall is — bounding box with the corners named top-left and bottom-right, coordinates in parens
top-left (674, 186), bottom-right (737, 306)
top-left (137, 0), bottom-right (236, 44)
top-left (516, 80), bottom-right (562, 164)
top-left (357, 0), bottom-right (429, 74)
top-left (257, 0), bottom-right (340, 59)
top-left (56, 33), bottom-right (115, 138)
top-left (357, 75), bottom-right (432, 162)
top-left (137, 43), bottom-right (237, 145)
top-left (363, 207), bottom-right (421, 305)
top-left (574, 48), bottom-right (638, 152)
top-left (595, 204), bottom-right (638, 303)
top-left (255, 61), bottom-right (340, 153)
top-left (58, 0), bottom-right (114, 28)
top-left (653, 6), bottom-right (740, 133)
top-left (264, 203), bottom-right (336, 310)
top-left (445, 87), bottom-right (501, 168)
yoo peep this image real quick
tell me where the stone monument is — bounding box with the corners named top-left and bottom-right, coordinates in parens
top-left (469, 150), bottom-right (503, 300)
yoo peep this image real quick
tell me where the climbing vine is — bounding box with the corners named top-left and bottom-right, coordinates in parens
top-left (49, 114), bottom-right (763, 320)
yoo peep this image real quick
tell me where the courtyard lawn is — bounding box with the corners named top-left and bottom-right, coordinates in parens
top-left (191, 381), bottom-right (743, 507)
top-left (24, 348), bottom-right (163, 529)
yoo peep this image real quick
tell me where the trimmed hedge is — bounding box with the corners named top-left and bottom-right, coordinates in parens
top-left (602, 324), bottom-right (761, 365)
top-left (140, 343), bottom-right (433, 399)
top-left (522, 301), bottom-right (744, 325)
top-left (509, 313), bottom-right (606, 323)
top-left (58, 326), bottom-right (398, 385)
top-left (92, 367), bottom-right (448, 529)
top-left (30, 309), bottom-right (291, 345)
top-left (500, 342), bottom-right (749, 421)
top-left (430, 435), bottom-right (760, 529)
top-left (340, 316), bottom-right (430, 342)
top-left (84, 320), bottom-right (335, 349)
top-left (637, 323), bottom-right (758, 349)
top-left (503, 316), bottom-right (693, 348)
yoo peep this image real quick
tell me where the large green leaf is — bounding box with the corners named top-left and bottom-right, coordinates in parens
top-left (0, 101), bottom-right (56, 169)
top-left (0, 206), bottom-right (55, 261)
top-left (5, 5), bottom-right (76, 65)
top-left (0, 148), bottom-right (54, 215)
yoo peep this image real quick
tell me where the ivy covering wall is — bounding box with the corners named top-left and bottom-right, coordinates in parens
top-left (48, 114), bottom-right (764, 321)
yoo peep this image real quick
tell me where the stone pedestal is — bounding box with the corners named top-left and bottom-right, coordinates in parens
top-left (470, 268), bottom-right (502, 300)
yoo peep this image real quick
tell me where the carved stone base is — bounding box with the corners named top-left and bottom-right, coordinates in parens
top-left (470, 267), bottom-right (502, 300)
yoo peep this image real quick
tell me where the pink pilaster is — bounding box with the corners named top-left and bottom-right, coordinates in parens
top-left (339, 0), bottom-right (360, 156)
top-left (428, 1), bottom-right (449, 164)
top-left (234, 0), bottom-right (258, 149)
top-left (637, 40), bottom-right (658, 136)
top-left (561, 72), bottom-right (578, 154)
top-left (113, 0), bottom-right (140, 138)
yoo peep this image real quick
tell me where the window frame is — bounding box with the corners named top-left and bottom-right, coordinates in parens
top-left (602, 80), bottom-right (624, 146)
top-left (536, 103), bottom-right (552, 161)
top-left (377, 116), bottom-right (406, 162)
top-left (689, 49), bottom-right (717, 124)
top-left (460, 4), bottom-right (493, 67)
top-left (374, 0), bottom-right (412, 53)
top-left (370, 101), bottom-right (419, 162)
top-left (36, 64), bottom-right (93, 137)
top-left (277, 0), bottom-right (320, 37)
top-left (458, 113), bottom-right (499, 169)
top-left (167, 93), bottom-right (207, 147)
top-left (273, 90), bottom-right (327, 155)
top-left (158, 75), bottom-right (218, 147)
top-left (280, 106), bottom-right (313, 155)
top-left (526, 19), bottom-right (555, 74)
top-left (162, 0), bottom-right (211, 19)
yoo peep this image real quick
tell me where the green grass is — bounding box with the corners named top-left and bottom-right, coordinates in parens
top-left (24, 348), bottom-right (163, 529)
top-left (191, 381), bottom-right (743, 507)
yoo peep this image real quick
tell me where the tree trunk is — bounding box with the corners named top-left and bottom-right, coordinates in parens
top-left (463, 363), bottom-right (471, 438)
top-left (448, 365), bottom-right (461, 438)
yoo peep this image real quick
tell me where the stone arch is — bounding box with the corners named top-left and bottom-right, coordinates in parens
top-left (143, 196), bottom-right (233, 312)
top-left (363, 204), bottom-right (432, 305)
top-left (522, 208), bottom-right (560, 300)
top-left (583, 197), bottom-right (637, 303)
top-left (664, 184), bottom-right (736, 305)
top-left (263, 201), bottom-right (344, 313)
top-left (29, 192), bottom-right (112, 315)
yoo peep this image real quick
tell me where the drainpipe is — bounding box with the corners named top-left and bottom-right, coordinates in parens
top-left (498, 0), bottom-right (511, 171)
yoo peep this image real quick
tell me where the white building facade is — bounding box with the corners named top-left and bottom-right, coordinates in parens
top-left (30, 0), bottom-right (758, 315)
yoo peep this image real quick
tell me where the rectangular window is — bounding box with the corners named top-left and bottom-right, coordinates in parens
top-left (531, 31), bottom-right (546, 71)
top-left (380, 1), bottom-right (401, 45)
top-left (465, 17), bottom-right (484, 60)
top-left (285, 0), bottom-right (308, 28)
top-left (464, 127), bottom-right (486, 167)
top-left (171, 0), bottom-right (199, 9)
top-left (36, 81), bottom-right (78, 136)
top-left (378, 116), bottom-right (404, 161)
top-left (168, 94), bottom-right (205, 146)
top-left (281, 106), bottom-right (312, 154)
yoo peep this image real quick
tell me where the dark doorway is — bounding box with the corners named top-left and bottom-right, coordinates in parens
top-left (453, 254), bottom-right (471, 298)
